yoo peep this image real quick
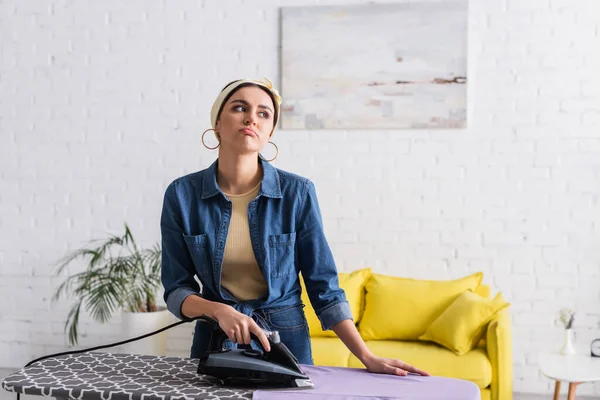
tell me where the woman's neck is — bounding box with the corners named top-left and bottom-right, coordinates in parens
top-left (216, 152), bottom-right (263, 195)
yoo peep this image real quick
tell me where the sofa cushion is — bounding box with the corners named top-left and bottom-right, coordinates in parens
top-left (419, 290), bottom-right (510, 355)
top-left (474, 284), bottom-right (490, 298)
top-left (310, 337), bottom-right (351, 367)
top-left (347, 340), bottom-right (493, 389)
top-left (302, 268), bottom-right (371, 337)
top-left (358, 272), bottom-right (483, 340)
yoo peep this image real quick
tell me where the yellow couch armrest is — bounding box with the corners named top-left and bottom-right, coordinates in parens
top-left (486, 307), bottom-right (512, 400)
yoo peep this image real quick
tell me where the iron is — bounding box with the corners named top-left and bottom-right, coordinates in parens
top-left (196, 316), bottom-right (314, 389)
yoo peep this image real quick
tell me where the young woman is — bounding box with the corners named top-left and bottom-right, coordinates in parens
top-left (160, 78), bottom-right (428, 377)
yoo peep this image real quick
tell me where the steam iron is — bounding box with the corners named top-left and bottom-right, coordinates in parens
top-left (196, 316), bottom-right (314, 389)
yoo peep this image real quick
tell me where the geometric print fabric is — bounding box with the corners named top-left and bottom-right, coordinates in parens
top-left (1, 352), bottom-right (253, 400)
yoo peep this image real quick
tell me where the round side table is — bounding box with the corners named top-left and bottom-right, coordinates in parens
top-left (538, 352), bottom-right (600, 400)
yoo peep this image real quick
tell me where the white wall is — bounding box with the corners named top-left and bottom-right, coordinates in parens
top-left (1, 0), bottom-right (599, 396)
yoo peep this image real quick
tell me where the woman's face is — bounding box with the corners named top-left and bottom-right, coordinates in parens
top-left (215, 86), bottom-right (276, 156)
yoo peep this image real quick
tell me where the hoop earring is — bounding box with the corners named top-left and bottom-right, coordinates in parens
top-left (259, 140), bottom-right (279, 162)
top-left (202, 128), bottom-right (220, 150)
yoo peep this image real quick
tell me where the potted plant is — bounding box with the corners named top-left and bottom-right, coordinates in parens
top-left (52, 223), bottom-right (170, 355)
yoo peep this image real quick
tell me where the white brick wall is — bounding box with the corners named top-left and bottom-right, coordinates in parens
top-left (1, 0), bottom-right (599, 396)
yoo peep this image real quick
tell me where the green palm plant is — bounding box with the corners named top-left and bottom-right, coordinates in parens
top-left (52, 223), bottom-right (162, 345)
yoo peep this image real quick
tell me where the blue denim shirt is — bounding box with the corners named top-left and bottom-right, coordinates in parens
top-left (160, 158), bottom-right (352, 338)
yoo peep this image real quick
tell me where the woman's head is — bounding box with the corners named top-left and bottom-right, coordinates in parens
top-left (208, 78), bottom-right (281, 157)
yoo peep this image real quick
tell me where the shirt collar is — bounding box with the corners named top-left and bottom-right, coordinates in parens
top-left (201, 158), bottom-right (282, 199)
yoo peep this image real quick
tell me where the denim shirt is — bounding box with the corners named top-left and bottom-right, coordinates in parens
top-left (160, 158), bottom-right (352, 337)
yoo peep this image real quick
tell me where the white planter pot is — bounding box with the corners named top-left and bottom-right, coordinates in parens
top-left (121, 307), bottom-right (170, 356)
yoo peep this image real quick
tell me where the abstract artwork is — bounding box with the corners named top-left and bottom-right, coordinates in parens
top-left (280, 2), bottom-right (468, 129)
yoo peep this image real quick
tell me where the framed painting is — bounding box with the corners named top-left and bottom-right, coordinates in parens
top-left (280, 2), bottom-right (468, 129)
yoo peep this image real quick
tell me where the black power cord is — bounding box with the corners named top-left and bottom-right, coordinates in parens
top-left (14, 316), bottom-right (207, 400)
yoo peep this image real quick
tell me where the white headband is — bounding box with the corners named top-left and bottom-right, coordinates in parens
top-left (210, 78), bottom-right (282, 129)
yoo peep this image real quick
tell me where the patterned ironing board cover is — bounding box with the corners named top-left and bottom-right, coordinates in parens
top-left (1, 352), bottom-right (253, 400)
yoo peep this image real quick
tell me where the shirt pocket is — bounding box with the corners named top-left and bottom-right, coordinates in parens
top-left (264, 304), bottom-right (307, 330)
top-left (268, 232), bottom-right (296, 278)
top-left (183, 233), bottom-right (211, 271)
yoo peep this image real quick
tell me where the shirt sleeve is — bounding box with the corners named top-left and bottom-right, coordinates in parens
top-left (160, 181), bottom-right (201, 320)
top-left (296, 179), bottom-right (352, 330)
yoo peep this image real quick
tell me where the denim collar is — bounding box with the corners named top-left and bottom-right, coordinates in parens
top-left (201, 157), bottom-right (282, 199)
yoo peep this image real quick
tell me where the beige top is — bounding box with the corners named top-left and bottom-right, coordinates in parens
top-left (221, 181), bottom-right (268, 301)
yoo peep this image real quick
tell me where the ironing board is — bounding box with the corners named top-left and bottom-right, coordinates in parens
top-left (1, 352), bottom-right (252, 400)
top-left (1, 352), bottom-right (480, 400)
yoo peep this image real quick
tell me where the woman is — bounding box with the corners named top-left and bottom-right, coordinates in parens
top-left (160, 78), bottom-right (429, 377)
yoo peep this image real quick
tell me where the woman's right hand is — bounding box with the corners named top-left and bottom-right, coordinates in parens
top-left (212, 303), bottom-right (271, 352)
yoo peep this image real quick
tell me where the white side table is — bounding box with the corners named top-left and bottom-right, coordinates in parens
top-left (538, 352), bottom-right (600, 400)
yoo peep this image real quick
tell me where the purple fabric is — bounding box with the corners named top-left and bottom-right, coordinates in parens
top-left (253, 365), bottom-right (480, 400)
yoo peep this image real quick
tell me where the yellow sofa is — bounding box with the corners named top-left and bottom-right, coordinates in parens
top-left (301, 269), bottom-right (512, 400)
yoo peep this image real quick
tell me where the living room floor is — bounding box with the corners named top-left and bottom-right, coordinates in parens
top-left (0, 367), bottom-right (594, 400)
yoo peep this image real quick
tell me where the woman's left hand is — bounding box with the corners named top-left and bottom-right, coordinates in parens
top-left (363, 354), bottom-right (430, 377)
